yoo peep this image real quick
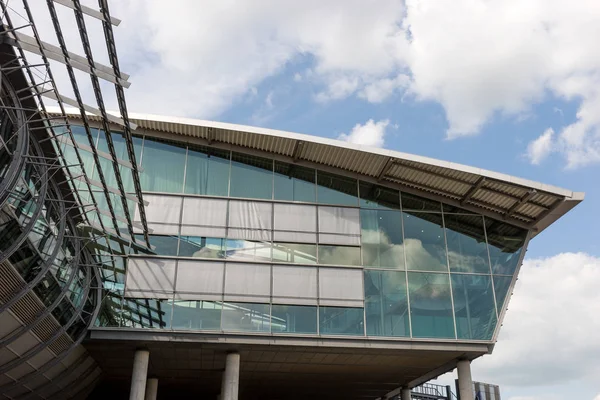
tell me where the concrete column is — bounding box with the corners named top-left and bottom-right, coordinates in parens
top-left (129, 349), bottom-right (150, 400)
top-left (400, 387), bottom-right (411, 400)
top-left (457, 359), bottom-right (474, 400)
top-left (145, 378), bottom-right (158, 400)
top-left (220, 352), bottom-right (240, 400)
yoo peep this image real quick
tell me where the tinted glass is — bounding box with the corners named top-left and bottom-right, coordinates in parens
top-left (403, 212), bottom-right (448, 272)
top-left (120, 299), bottom-right (171, 329)
top-left (225, 239), bottom-right (272, 262)
top-left (319, 306), bottom-right (364, 336)
top-left (184, 145), bottom-right (230, 196)
top-left (222, 302), bottom-right (270, 332)
top-left (493, 275), bottom-right (512, 314)
top-left (486, 222), bottom-right (527, 275)
top-left (359, 182), bottom-right (400, 209)
top-left (230, 152), bottom-right (273, 199)
top-left (318, 245), bottom-right (361, 266)
top-left (364, 270), bottom-right (409, 337)
top-left (401, 192), bottom-right (441, 211)
top-left (171, 300), bottom-right (221, 330)
top-left (141, 137), bottom-right (186, 193)
top-left (271, 305), bottom-right (317, 334)
top-left (361, 209), bottom-right (405, 269)
top-left (178, 236), bottom-right (225, 258)
top-left (408, 272), bottom-right (455, 338)
top-left (274, 161), bottom-right (316, 202)
top-left (316, 171), bottom-right (358, 206)
top-left (134, 234), bottom-right (179, 256)
top-left (272, 242), bottom-right (317, 264)
top-left (451, 274), bottom-right (497, 340)
top-left (96, 131), bottom-right (140, 193)
top-left (445, 214), bottom-right (491, 274)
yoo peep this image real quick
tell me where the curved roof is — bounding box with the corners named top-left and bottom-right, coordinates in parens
top-left (65, 110), bottom-right (584, 237)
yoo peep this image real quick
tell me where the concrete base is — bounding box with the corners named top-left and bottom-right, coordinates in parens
top-left (129, 349), bottom-right (150, 400)
top-left (400, 388), bottom-right (411, 400)
top-left (457, 360), bottom-right (474, 400)
top-left (220, 352), bottom-right (240, 400)
top-left (145, 378), bottom-right (158, 400)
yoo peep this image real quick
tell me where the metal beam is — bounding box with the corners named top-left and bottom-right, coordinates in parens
top-left (504, 189), bottom-right (536, 219)
top-left (53, 0), bottom-right (121, 26)
top-left (460, 176), bottom-right (485, 205)
top-left (291, 140), bottom-right (304, 162)
top-left (377, 157), bottom-right (395, 181)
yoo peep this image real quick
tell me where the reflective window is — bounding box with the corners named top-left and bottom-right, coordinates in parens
top-left (179, 236), bottom-right (225, 258)
top-left (221, 302), bottom-right (271, 332)
top-left (184, 145), bottom-right (230, 196)
top-left (274, 161), bottom-right (316, 202)
top-left (486, 222), bottom-right (527, 275)
top-left (408, 272), bottom-right (455, 339)
top-left (361, 209), bottom-right (405, 269)
top-left (403, 212), bottom-right (448, 272)
top-left (120, 299), bottom-right (171, 329)
top-left (318, 245), bottom-right (361, 266)
top-left (319, 306), bottom-right (364, 336)
top-left (272, 243), bottom-right (317, 264)
top-left (359, 182), bottom-right (400, 209)
top-left (225, 239), bottom-right (272, 262)
top-left (271, 305), bottom-right (317, 334)
top-left (134, 234), bottom-right (179, 256)
top-left (493, 275), bottom-right (512, 314)
top-left (171, 300), bottom-right (221, 330)
top-left (229, 152), bottom-right (273, 199)
top-left (401, 192), bottom-right (441, 212)
top-left (140, 137), bottom-right (186, 193)
top-left (451, 274), bottom-right (497, 340)
top-left (96, 131), bottom-right (143, 193)
top-left (445, 214), bottom-right (491, 274)
top-left (316, 171), bottom-right (358, 206)
top-left (364, 270), bottom-right (409, 337)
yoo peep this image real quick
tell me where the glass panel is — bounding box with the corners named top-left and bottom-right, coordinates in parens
top-left (318, 245), bottom-right (361, 266)
top-left (120, 299), bottom-right (171, 329)
top-left (179, 236), bottom-right (225, 258)
top-left (171, 300), bottom-right (221, 330)
top-left (225, 239), bottom-right (272, 262)
top-left (229, 152), bottom-right (273, 199)
top-left (96, 131), bottom-right (143, 193)
top-left (401, 192), bottom-right (441, 212)
top-left (359, 182), bottom-right (400, 209)
top-left (271, 305), bottom-right (317, 334)
top-left (403, 212), bottom-right (448, 272)
top-left (445, 214), bottom-right (491, 274)
top-left (221, 302), bottom-right (270, 332)
top-left (274, 161), bottom-right (316, 202)
top-left (364, 270), bottom-right (409, 337)
top-left (451, 274), bottom-right (497, 340)
top-left (407, 272), bottom-right (455, 339)
top-left (486, 221), bottom-right (527, 275)
top-left (272, 243), bottom-right (317, 264)
top-left (319, 307), bottom-right (364, 336)
top-left (361, 209), bottom-right (405, 269)
top-left (316, 171), bottom-right (358, 206)
top-left (493, 275), bottom-right (512, 314)
top-left (140, 137), bottom-right (186, 193)
top-left (134, 234), bottom-right (179, 256)
top-left (184, 144), bottom-right (230, 196)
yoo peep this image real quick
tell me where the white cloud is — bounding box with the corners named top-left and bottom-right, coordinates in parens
top-left (338, 119), bottom-right (389, 148)
top-left (359, 74), bottom-right (411, 103)
top-left (474, 253), bottom-right (600, 387)
top-left (527, 128), bottom-right (555, 165)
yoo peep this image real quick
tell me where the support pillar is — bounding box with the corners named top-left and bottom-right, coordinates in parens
top-left (401, 387), bottom-right (411, 400)
top-left (457, 359), bottom-right (474, 400)
top-left (129, 349), bottom-right (150, 400)
top-left (145, 378), bottom-right (158, 400)
top-left (220, 352), bottom-right (240, 400)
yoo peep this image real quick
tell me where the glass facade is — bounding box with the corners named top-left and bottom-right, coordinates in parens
top-left (85, 131), bottom-right (528, 341)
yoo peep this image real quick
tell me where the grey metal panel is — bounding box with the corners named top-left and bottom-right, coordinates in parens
top-left (125, 258), bottom-right (177, 293)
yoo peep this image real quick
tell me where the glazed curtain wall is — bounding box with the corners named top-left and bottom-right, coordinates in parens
top-left (86, 132), bottom-right (527, 341)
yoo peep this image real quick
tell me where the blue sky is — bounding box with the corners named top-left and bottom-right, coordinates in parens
top-left (32, 1), bottom-right (599, 398)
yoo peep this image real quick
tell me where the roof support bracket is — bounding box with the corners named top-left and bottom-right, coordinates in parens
top-left (504, 189), bottom-right (536, 219)
top-left (291, 140), bottom-right (304, 162)
top-left (461, 176), bottom-right (486, 206)
top-left (377, 157), bottom-right (395, 181)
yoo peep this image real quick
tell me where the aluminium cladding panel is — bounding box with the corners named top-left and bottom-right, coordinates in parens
top-left (123, 257), bottom-right (364, 307)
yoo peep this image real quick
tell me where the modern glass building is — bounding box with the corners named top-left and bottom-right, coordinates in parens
top-left (0, 2), bottom-right (584, 400)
